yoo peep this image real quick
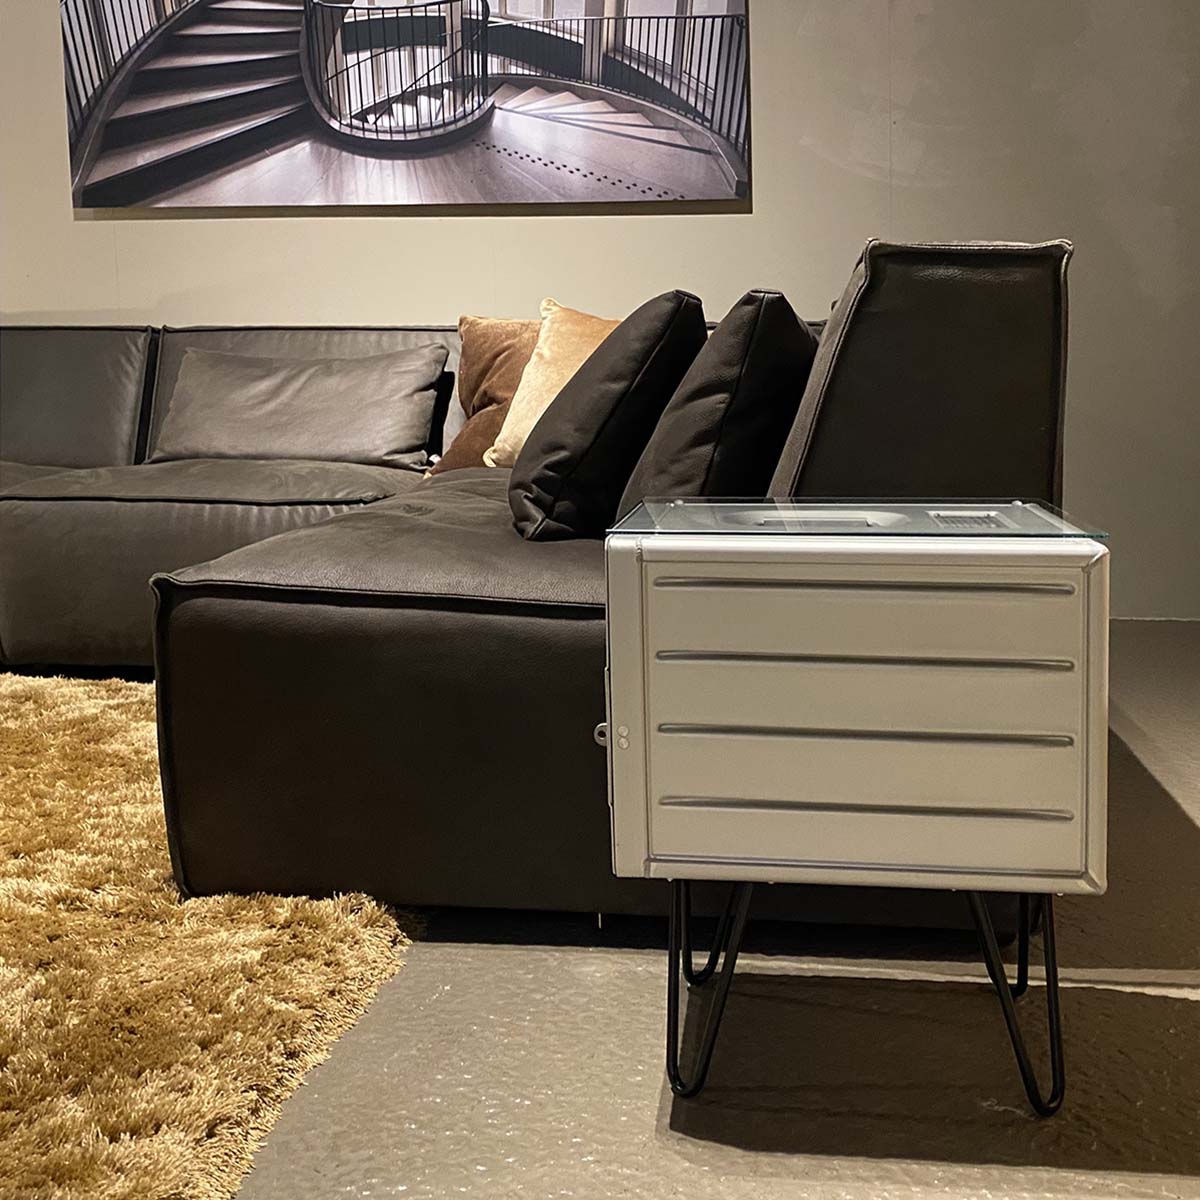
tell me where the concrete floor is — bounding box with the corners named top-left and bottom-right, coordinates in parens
top-left (238, 619), bottom-right (1200, 1200)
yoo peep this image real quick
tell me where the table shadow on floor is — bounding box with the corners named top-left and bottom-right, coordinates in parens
top-left (669, 972), bottom-right (1198, 1174)
top-left (1052, 733), bottom-right (1200, 973)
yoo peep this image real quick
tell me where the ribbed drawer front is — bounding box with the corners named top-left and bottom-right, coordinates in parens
top-left (647, 731), bottom-right (1085, 875)
top-left (648, 657), bottom-right (1083, 738)
top-left (646, 562), bottom-right (1084, 661)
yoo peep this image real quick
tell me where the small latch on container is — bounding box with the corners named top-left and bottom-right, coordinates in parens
top-left (593, 722), bottom-right (609, 748)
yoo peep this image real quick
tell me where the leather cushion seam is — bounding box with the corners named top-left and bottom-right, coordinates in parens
top-left (153, 574), bottom-right (604, 613)
top-left (0, 495), bottom-right (391, 507)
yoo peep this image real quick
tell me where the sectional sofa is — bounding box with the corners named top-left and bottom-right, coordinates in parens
top-left (0, 240), bottom-right (1072, 923)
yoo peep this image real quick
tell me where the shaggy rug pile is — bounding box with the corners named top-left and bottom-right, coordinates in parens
top-left (0, 673), bottom-right (408, 1199)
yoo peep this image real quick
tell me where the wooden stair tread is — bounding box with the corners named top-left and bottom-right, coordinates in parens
top-left (496, 86), bottom-right (653, 128)
top-left (517, 92), bottom-right (585, 113)
top-left (207, 0), bottom-right (303, 8)
top-left (113, 73), bottom-right (300, 117)
top-left (547, 109), bottom-right (656, 128)
top-left (539, 116), bottom-right (692, 149)
top-left (89, 101), bottom-right (306, 183)
top-left (500, 86), bottom-right (553, 110)
top-left (552, 98), bottom-right (618, 115)
top-left (175, 19), bottom-right (301, 35)
top-left (145, 47), bottom-right (298, 69)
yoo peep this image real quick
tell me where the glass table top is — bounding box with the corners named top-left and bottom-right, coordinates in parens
top-left (612, 500), bottom-right (1107, 539)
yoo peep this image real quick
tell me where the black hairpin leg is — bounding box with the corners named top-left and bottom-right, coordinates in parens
top-left (1001, 893), bottom-right (1032, 998)
top-left (667, 879), bottom-right (754, 1097)
top-left (968, 892), bottom-right (1065, 1117)
top-left (679, 880), bottom-right (736, 984)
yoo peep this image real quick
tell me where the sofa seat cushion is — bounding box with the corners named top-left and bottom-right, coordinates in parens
top-left (158, 467), bottom-right (604, 613)
top-left (0, 461), bottom-right (81, 492)
top-left (0, 459), bottom-right (420, 668)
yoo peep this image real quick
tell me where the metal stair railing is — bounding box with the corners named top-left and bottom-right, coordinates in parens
top-left (303, 0), bottom-right (491, 142)
top-left (487, 12), bottom-right (749, 165)
top-left (61, 0), bottom-right (205, 154)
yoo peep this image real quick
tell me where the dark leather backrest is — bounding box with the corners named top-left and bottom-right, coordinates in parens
top-left (769, 241), bottom-right (1072, 505)
top-left (149, 326), bottom-right (464, 460)
top-left (0, 326), bottom-right (154, 467)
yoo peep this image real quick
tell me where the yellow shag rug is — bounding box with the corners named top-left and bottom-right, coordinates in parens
top-left (0, 673), bottom-right (408, 1200)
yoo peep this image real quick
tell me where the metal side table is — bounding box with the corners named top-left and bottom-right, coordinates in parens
top-left (600, 499), bottom-right (1109, 1117)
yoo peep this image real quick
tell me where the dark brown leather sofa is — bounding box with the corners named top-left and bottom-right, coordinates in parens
top-left (1, 240), bottom-right (1072, 924)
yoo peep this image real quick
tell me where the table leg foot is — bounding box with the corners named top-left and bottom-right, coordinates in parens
top-left (666, 880), bottom-right (754, 1097)
top-left (968, 892), bottom-right (1065, 1117)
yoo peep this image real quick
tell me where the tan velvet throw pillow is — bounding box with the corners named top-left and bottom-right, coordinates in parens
top-left (483, 298), bottom-right (620, 468)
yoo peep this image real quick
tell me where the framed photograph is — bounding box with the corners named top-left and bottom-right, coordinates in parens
top-left (60, 0), bottom-right (750, 209)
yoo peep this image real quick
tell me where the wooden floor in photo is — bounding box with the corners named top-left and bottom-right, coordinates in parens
top-left (149, 81), bottom-right (737, 207)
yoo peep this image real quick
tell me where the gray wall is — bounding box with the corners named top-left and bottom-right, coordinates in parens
top-left (1, 1), bottom-right (1197, 616)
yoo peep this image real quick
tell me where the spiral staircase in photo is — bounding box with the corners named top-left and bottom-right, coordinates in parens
top-left (74, 0), bottom-right (310, 206)
top-left (65, 0), bottom-right (749, 206)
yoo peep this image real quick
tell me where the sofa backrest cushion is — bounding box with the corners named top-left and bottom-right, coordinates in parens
top-left (509, 290), bottom-right (708, 541)
top-left (147, 344), bottom-right (448, 469)
top-left (768, 240), bottom-right (1072, 504)
top-left (618, 290), bottom-right (819, 517)
top-left (149, 326), bottom-right (464, 461)
top-left (0, 326), bottom-right (153, 467)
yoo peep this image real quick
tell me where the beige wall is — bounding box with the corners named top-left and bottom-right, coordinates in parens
top-left (2, 1), bottom-right (1198, 616)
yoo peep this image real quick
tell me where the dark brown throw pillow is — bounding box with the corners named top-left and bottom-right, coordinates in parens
top-left (509, 290), bottom-right (707, 541)
top-left (618, 290), bottom-right (820, 516)
top-left (457, 315), bottom-right (541, 418)
top-left (427, 401), bottom-right (510, 476)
